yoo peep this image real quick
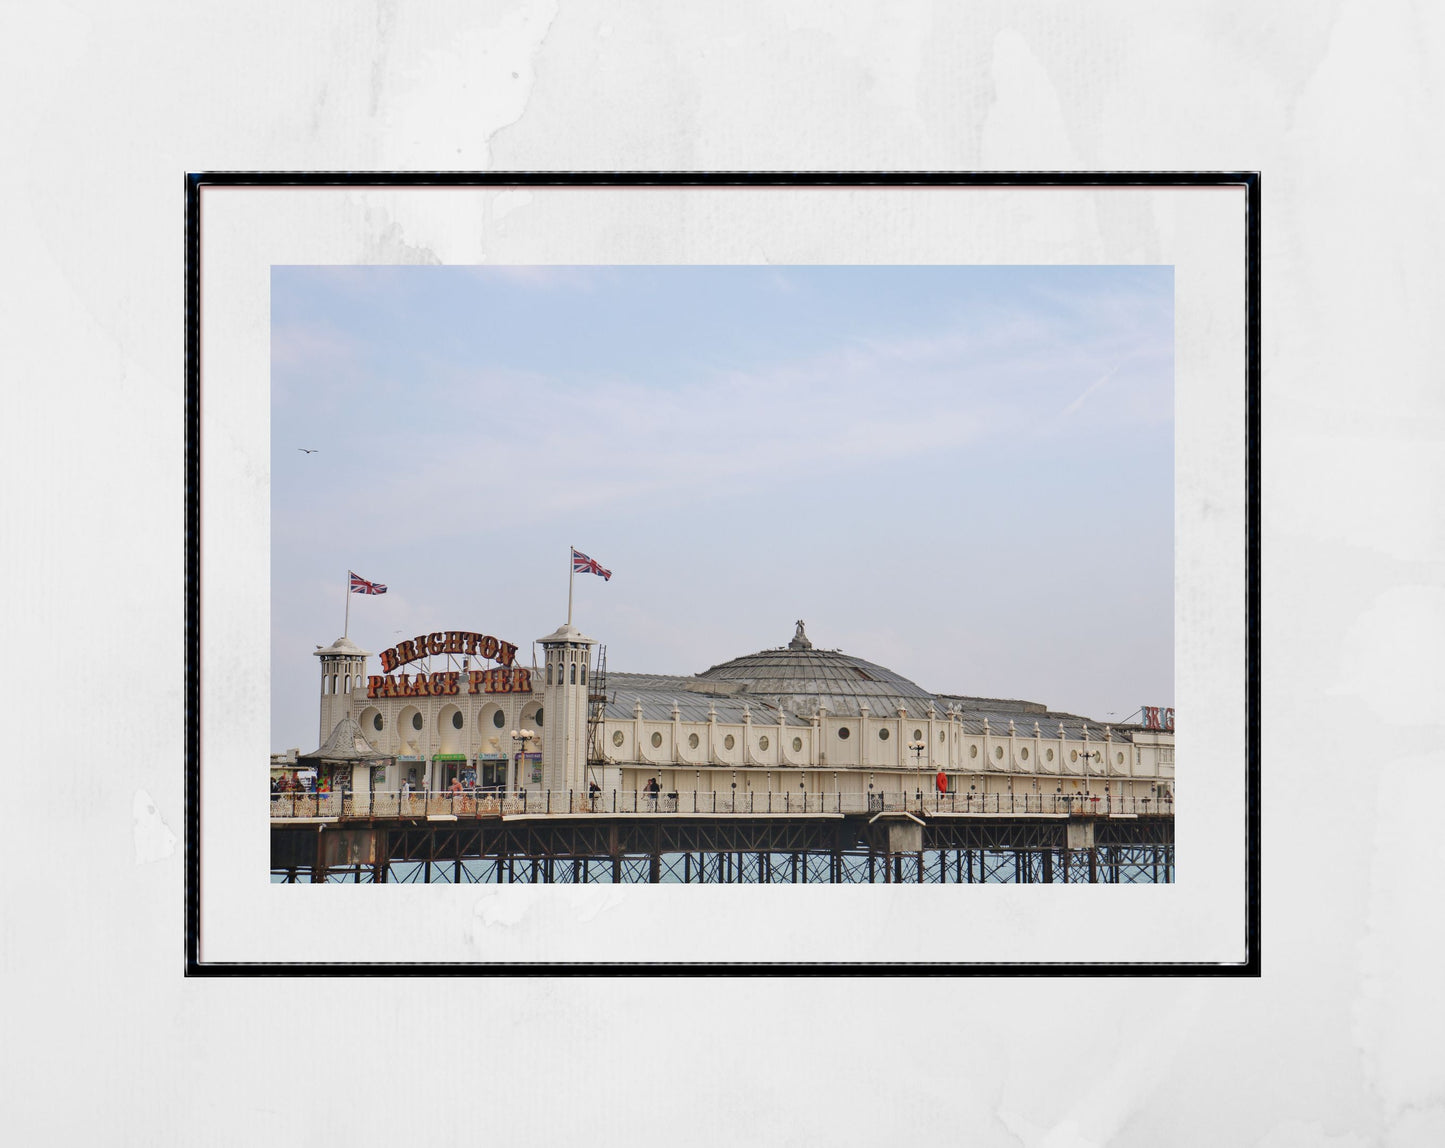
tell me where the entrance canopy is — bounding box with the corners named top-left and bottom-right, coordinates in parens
top-left (300, 715), bottom-right (394, 768)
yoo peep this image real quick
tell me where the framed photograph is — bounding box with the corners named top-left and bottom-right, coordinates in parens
top-left (187, 173), bottom-right (1258, 971)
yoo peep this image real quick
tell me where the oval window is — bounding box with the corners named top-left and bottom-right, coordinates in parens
top-left (1020, 747), bottom-right (1029, 761)
top-left (535, 708), bottom-right (544, 727)
top-left (838, 727), bottom-right (850, 740)
top-left (1070, 750), bottom-right (1078, 762)
top-left (1047, 748), bottom-right (1055, 762)
top-left (792, 737), bottom-right (803, 752)
top-left (913, 729), bottom-right (923, 741)
top-left (1117, 752), bottom-right (1125, 765)
top-left (492, 710), bottom-right (505, 729)
top-left (878, 728), bottom-right (889, 741)
top-left (612, 730), bottom-right (625, 747)
top-left (970, 745), bottom-right (978, 759)
top-left (411, 713), bottom-right (422, 731)
top-left (688, 733), bottom-right (699, 749)
top-left (724, 734), bottom-right (735, 750)
top-left (995, 745), bottom-right (1004, 759)
top-left (452, 711), bottom-right (463, 730)
top-left (651, 732), bottom-right (663, 748)
top-left (758, 735), bottom-right (769, 751)
top-left (372, 713), bottom-right (383, 732)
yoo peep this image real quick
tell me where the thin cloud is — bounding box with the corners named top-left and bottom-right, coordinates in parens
top-left (1061, 360), bottom-right (1126, 418)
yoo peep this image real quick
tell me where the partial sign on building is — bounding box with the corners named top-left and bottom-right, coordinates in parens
top-left (1142, 706), bottom-right (1175, 731)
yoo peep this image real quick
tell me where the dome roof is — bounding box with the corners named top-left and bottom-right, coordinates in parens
top-left (315, 635), bottom-right (371, 658)
top-left (696, 621), bottom-right (937, 718)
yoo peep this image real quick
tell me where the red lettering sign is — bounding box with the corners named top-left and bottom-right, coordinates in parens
top-left (370, 667), bottom-right (531, 699)
top-left (1141, 706), bottom-right (1175, 731)
top-left (376, 628), bottom-right (525, 673)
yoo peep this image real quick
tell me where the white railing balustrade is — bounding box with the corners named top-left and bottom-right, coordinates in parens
top-left (270, 788), bottom-right (1174, 820)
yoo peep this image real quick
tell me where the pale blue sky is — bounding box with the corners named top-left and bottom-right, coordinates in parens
top-left (272, 265), bottom-right (1173, 752)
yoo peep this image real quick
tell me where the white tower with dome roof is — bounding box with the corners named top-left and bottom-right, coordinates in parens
top-left (537, 622), bottom-right (596, 794)
top-left (314, 636), bottom-right (370, 748)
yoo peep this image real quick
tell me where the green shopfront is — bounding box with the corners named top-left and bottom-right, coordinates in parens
top-left (434, 753), bottom-right (470, 789)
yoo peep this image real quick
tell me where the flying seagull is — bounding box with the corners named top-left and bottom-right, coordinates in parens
top-left (298, 448), bottom-right (319, 454)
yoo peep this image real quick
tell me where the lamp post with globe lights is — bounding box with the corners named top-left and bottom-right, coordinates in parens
top-left (908, 739), bottom-right (926, 812)
top-left (509, 727), bottom-right (537, 804)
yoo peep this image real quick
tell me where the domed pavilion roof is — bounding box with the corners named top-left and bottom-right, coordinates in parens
top-left (695, 621), bottom-right (937, 719)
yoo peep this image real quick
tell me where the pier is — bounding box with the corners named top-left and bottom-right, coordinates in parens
top-left (270, 789), bottom-right (1174, 884)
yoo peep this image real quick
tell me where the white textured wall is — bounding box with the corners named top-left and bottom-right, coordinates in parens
top-left (3, 1), bottom-right (1441, 1146)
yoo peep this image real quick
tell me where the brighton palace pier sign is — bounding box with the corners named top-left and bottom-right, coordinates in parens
top-left (366, 630), bottom-right (532, 700)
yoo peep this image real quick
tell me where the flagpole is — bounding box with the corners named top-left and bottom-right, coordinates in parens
top-left (567, 546), bottom-right (575, 626)
top-left (344, 571), bottom-right (351, 638)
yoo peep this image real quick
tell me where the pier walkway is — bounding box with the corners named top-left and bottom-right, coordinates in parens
top-left (270, 789), bottom-right (1174, 884)
top-left (270, 788), bottom-right (1174, 822)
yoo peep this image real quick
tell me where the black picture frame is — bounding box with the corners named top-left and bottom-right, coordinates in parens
top-left (185, 171), bottom-right (1260, 976)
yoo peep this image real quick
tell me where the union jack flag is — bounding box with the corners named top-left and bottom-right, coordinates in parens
top-left (571, 548), bottom-right (611, 581)
top-left (349, 571), bottom-right (387, 595)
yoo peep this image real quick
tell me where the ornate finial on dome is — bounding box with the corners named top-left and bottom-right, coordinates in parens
top-left (789, 620), bottom-right (813, 650)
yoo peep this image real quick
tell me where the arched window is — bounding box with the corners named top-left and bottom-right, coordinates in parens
top-left (581, 663), bottom-right (587, 685)
top-left (570, 664), bottom-right (577, 684)
top-left (343, 674), bottom-right (350, 693)
top-left (547, 664), bottom-right (553, 685)
top-left (329, 674), bottom-right (337, 694)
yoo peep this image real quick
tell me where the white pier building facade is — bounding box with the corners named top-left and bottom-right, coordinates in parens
top-left (298, 620), bottom-right (1174, 809)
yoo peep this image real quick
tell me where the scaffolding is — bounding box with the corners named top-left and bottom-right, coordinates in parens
top-left (585, 643), bottom-right (608, 785)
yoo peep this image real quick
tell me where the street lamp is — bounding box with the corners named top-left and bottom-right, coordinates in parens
top-left (908, 739), bottom-right (926, 809)
top-left (509, 727), bottom-right (537, 796)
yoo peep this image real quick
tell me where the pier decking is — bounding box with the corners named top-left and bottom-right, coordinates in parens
top-left (270, 789), bottom-right (1174, 883)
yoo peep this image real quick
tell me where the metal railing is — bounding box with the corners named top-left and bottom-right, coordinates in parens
top-left (269, 788), bottom-right (1174, 820)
